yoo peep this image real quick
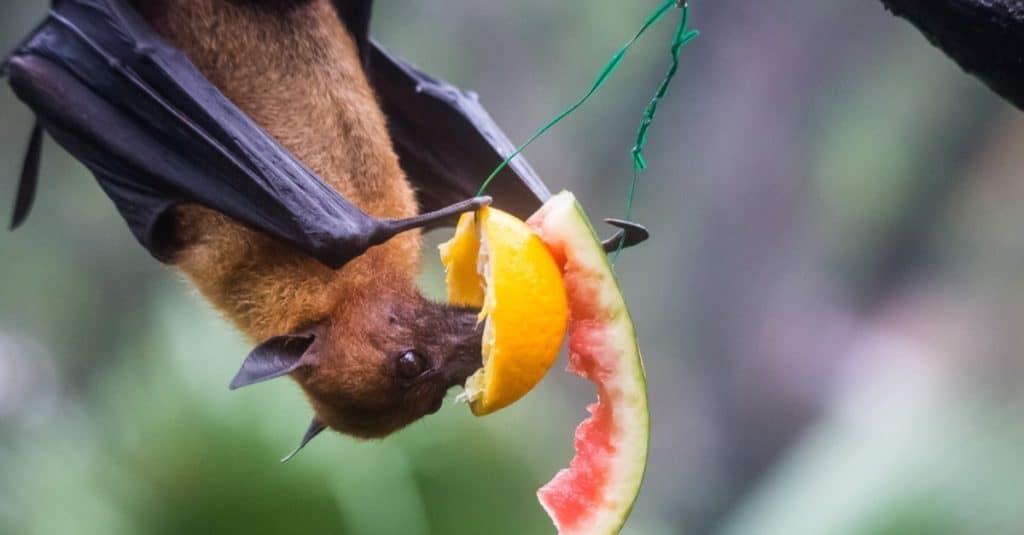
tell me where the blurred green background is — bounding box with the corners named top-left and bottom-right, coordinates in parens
top-left (3, 1), bottom-right (1024, 534)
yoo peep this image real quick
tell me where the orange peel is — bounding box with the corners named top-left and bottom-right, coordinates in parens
top-left (439, 206), bottom-right (568, 416)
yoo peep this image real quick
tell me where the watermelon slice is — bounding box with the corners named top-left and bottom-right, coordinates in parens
top-left (527, 191), bottom-right (650, 535)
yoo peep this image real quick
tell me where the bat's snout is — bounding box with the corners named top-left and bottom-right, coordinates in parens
top-left (438, 310), bottom-right (484, 389)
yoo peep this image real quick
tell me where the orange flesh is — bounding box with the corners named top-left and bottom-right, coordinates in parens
top-left (440, 207), bottom-right (568, 416)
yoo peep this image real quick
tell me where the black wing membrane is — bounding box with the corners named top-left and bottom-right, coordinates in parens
top-left (370, 44), bottom-right (552, 225)
top-left (3, 0), bottom-right (487, 267)
top-left (331, 0), bottom-right (551, 224)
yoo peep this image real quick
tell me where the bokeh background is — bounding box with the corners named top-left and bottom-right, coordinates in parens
top-left (2, 1), bottom-right (1023, 534)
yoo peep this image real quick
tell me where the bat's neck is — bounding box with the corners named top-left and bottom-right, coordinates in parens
top-left (142, 0), bottom-right (424, 340)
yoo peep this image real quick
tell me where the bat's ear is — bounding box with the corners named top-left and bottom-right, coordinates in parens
top-left (230, 334), bottom-right (317, 390)
top-left (280, 418), bottom-right (328, 463)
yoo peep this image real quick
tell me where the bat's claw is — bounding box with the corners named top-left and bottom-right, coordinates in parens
top-left (10, 121), bottom-right (43, 231)
top-left (280, 418), bottom-right (327, 463)
top-left (601, 218), bottom-right (650, 253)
top-left (453, 195), bottom-right (492, 214)
top-left (380, 196), bottom-right (491, 236)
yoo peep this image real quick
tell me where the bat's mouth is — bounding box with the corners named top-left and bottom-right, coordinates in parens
top-left (442, 354), bottom-right (482, 392)
top-left (426, 396), bottom-right (445, 415)
top-left (435, 307), bottom-right (484, 389)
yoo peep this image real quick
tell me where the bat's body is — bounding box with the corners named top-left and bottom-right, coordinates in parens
top-left (137, 0), bottom-right (481, 438)
top-left (142, 0), bottom-right (420, 340)
top-left (3, 0), bottom-right (647, 450)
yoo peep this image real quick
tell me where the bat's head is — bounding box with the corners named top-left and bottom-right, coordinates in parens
top-left (229, 289), bottom-right (482, 442)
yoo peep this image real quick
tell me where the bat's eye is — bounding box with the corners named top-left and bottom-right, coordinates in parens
top-left (396, 351), bottom-right (428, 379)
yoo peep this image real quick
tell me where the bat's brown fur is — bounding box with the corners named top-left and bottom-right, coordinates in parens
top-left (133, 0), bottom-right (480, 438)
top-left (143, 0), bottom-right (420, 341)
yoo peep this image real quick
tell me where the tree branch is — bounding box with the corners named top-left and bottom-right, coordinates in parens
top-left (881, 0), bottom-right (1024, 109)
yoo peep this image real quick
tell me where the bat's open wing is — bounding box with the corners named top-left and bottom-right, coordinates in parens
top-left (370, 44), bottom-right (552, 224)
top-left (3, 0), bottom-right (487, 268)
top-left (333, 0), bottom-right (551, 225)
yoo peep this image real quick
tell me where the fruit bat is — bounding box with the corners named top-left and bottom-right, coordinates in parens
top-left (3, 0), bottom-right (648, 456)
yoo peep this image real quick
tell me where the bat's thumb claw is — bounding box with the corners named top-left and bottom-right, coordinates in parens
top-left (469, 195), bottom-right (492, 208)
top-left (380, 196), bottom-right (491, 237)
top-left (280, 418), bottom-right (327, 463)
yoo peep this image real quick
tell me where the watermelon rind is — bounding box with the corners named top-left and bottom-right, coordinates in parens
top-left (529, 191), bottom-right (650, 535)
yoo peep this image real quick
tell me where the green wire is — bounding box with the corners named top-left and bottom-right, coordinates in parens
top-left (476, 1), bottom-right (698, 264)
top-left (476, 0), bottom-right (683, 196)
top-left (614, 4), bottom-right (698, 261)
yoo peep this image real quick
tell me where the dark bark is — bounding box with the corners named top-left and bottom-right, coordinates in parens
top-left (881, 0), bottom-right (1024, 109)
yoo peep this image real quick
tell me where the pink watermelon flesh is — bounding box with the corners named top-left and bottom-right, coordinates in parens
top-left (528, 191), bottom-right (650, 535)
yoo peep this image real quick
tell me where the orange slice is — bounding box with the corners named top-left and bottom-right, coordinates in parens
top-left (439, 206), bottom-right (568, 416)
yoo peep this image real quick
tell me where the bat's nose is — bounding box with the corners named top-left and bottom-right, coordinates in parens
top-left (426, 397), bottom-right (444, 415)
top-left (446, 357), bottom-right (481, 388)
top-left (444, 346), bottom-right (482, 388)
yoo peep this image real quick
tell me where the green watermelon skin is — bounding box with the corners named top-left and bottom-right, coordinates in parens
top-left (528, 191), bottom-right (650, 535)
